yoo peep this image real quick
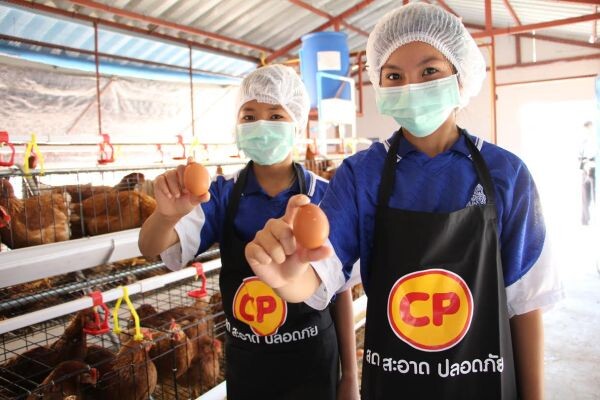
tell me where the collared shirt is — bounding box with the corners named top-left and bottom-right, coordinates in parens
top-left (161, 165), bottom-right (328, 270)
top-left (307, 130), bottom-right (564, 316)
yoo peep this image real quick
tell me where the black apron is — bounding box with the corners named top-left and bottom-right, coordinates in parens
top-left (220, 161), bottom-right (338, 400)
top-left (361, 131), bottom-right (517, 399)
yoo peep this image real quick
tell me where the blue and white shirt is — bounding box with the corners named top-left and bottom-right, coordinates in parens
top-left (161, 165), bottom-right (329, 270)
top-left (308, 131), bottom-right (564, 317)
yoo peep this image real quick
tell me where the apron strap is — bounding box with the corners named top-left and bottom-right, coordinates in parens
top-left (377, 130), bottom-right (402, 207)
top-left (462, 132), bottom-right (497, 205)
top-left (225, 161), bottom-right (308, 227)
top-left (378, 129), bottom-right (497, 207)
top-left (225, 161), bottom-right (252, 229)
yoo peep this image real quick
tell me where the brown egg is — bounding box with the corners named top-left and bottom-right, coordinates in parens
top-left (183, 162), bottom-right (210, 196)
top-left (293, 204), bottom-right (329, 250)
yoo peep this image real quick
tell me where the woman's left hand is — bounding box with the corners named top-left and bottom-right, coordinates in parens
top-left (337, 374), bottom-right (360, 400)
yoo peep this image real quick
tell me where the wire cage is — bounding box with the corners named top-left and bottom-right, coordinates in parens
top-left (0, 265), bottom-right (225, 400)
top-left (0, 154), bottom-right (349, 400)
top-left (0, 165), bottom-right (172, 250)
top-left (0, 156), bottom-right (342, 252)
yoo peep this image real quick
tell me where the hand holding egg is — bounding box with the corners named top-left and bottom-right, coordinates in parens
top-left (154, 161), bottom-right (211, 219)
top-left (292, 204), bottom-right (329, 250)
top-left (245, 195), bottom-right (332, 291)
top-left (183, 162), bottom-right (210, 196)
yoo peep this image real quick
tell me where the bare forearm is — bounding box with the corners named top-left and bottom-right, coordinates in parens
top-left (138, 212), bottom-right (181, 257)
top-left (332, 289), bottom-right (359, 377)
top-left (274, 265), bottom-right (321, 303)
top-left (510, 309), bottom-right (544, 400)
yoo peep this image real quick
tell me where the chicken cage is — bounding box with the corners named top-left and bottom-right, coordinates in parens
top-left (0, 155), bottom-right (355, 400)
top-left (0, 255), bottom-right (226, 400)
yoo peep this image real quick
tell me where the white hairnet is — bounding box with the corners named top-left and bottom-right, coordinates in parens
top-left (237, 64), bottom-right (310, 132)
top-left (366, 3), bottom-right (486, 107)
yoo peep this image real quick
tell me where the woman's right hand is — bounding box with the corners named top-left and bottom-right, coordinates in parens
top-left (154, 162), bottom-right (210, 220)
top-left (245, 194), bottom-right (332, 291)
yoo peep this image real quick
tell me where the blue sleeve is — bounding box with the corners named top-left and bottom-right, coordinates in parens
top-left (498, 161), bottom-right (546, 286)
top-left (319, 160), bottom-right (361, 281)
top-left (197, 176), bottom-right (229, 254)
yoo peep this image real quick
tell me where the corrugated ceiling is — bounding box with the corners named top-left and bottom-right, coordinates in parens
top-left (0, 0), bottom-right (597, 80)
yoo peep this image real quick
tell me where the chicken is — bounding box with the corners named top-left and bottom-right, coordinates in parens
top-left (0, 308), bottom-right (100, 395)
top-left (351, 283), bottom-right (364, 300)
top-left (135, 302), bottom-right (213, 353)
top-left (208, 291), bottom-right (225, 327)
top-left (51, 173), bottom-right (146, 202)
top-left (76, 190), bottom-right (155, 236)
top-left (99, 331), bottom-right (157, 400)
top-left (304, 144), bottom-right (337, 180)
top-left (26, 360), bottom-right (98, 400)
top-left (126, 304), bottom-right (195, 384)
top-left (57, 173), bottom-right (147, 239)
top-left (176, 336), bottom-right (223, 397)
top-left (84, 345), bottom-right (117, 379)
top-left (0, 178), bottom-right (71, 249)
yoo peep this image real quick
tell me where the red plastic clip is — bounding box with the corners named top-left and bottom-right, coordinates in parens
top-left (172, 134), bottom-right (186, 160)
top-left (187, 262), bottom-right (207, 298)
top-left (98, 134), bottom-right (115, 165)
top-left (84, 291), bottom-right (110, 335)
top-left (0, 132), bottom-right (15, 167)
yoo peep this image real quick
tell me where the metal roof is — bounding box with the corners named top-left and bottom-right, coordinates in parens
top-left (0, 0), bottom-right (598, 80)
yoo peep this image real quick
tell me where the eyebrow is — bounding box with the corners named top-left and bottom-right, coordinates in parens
top-left (417, 56), bottom-right (447, 66)
top-left (241, 106), bottom-right (284, 112)
top-left (381, 56), bottom-right (448, 70)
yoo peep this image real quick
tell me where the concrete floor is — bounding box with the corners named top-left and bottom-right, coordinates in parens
top-left (544, 223), bottom-right (600, 399)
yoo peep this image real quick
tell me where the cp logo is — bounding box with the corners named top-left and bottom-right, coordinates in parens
top-left (233, 277), bottom-right (287, 336)
top-left (387, 269), bottom-right (473, 352)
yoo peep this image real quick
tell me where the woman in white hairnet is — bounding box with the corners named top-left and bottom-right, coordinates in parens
top-left (139, 64), bottom-right (358, 399)
top-left (245, 4), bottom-right (563, 399)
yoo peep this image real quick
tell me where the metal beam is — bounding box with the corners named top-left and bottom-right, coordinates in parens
top-left (497, 73), bottom-right (598, 87)
top-left (517, 32), bottom-right (600, 49)
top-left (4, 0), bottom-right (260, 63)
top-left (0, 33), bottom-right (242, 79)
top-left (93, 22), bottom-right (102, 136)
top-left (288, 0), bottom-right (369, 37)
top-left (435, 0), bottom-right (460, 18)
top-left (485, 0), bottom-right (497, 145)
top-left (495, 52), bottom-right (600, 70)
top-left (66, 0), bottom-right (272, 53)
top-left (555, 1), bottom-right (600, 5)
top-left (502, 0), bottom-right (522, 26)
top-left (472, 12), bottom-right (600, 38)
top-left (266, 0), bottom-right (375, 63)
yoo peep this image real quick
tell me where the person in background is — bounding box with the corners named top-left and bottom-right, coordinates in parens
top-left (139, 64), bottom-right (359, 400)
top-left (245, 4), bottom-right (564, 400)
top-left (579, 120), bottom-right (596, 225)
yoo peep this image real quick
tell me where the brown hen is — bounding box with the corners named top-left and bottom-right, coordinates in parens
top-left (99, 332), bottom-right (157, 400)
top-left (76, 190), bottom-right (155, 236)
top-left (26, 360), bottom-right (98, 400)
top-left (0, 308), bottom-right (99, 395)
top-left (0, 178), bottom-right (70, 249)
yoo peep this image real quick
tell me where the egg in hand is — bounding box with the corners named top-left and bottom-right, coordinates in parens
top-left (183, 162), bottom-right (210, 196)
top-left (293, 204), bottom-right (329, 250)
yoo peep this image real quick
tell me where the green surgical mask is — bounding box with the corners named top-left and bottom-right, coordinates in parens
top-left (236, 120), bottom-right (295, 165)
top-left (375, 74), bottom-right (461, 138)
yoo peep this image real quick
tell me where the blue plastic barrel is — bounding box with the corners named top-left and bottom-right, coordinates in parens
top-left (300, 31), bottom-right (350, 109)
